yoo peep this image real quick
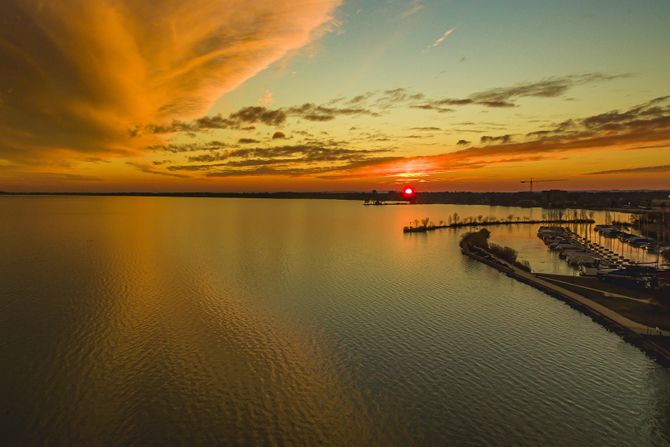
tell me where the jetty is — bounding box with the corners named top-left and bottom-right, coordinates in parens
top-left (460, 234), bottom-right (670, 367)
top-left (364, 201), bottom-right (409, 206)
top-left (403, 217), bottom-right (594, 233)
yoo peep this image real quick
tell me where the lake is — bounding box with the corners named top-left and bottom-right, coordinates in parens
top-left (1, 196), bottom-right (668, 445)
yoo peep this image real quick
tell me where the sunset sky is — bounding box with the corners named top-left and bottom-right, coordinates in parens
top-left (1, 0), bottom-right (669, 192)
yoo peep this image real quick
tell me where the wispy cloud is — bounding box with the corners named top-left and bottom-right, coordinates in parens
top-left (126, 162), bottom-right (188, 178)
top-left (258, 90), bottom-right (273, 106)
top-left (423, 27), bottom-right (456, 52)
top-left (413, 73), bottom-right (629, 109)
top-left (586, 165), bottom-right (670, 175)
top-left (400, 1), bottom-right (424, 19)
top-left (0, 0), bottom-right (342, 164)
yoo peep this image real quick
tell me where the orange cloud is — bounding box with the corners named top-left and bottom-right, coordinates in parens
top-left (0, 0), bottom-right (341, 164)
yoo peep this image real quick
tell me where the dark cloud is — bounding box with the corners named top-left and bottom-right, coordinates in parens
top-left (144, 117), bottom-right (223, 134)
top-left (138, 73), bottom-right (629, 142)
top-left (220, 158), bottom-right (298, 168)
top-left (580, 96), bottom-right (670, 133)
top-left (434, 98), bottom-right (476, 106)
top-left (126, 162), bottom-right (188, 178)
top-left (327, 96), bottom-right (346, 105)
top-left (229, 145), bottom-right (385, 163)
top-left (469, 73), bottom-right (627, 105)
top-left (411, 126), bottom-right (442, 131)
top-left (165, 143), bottom-right (393, 177)
top-left (146, 141), bottom-right (228, 153)
top-left (165, 94), bottom-right (670, 180)
top-left (187, 152), bottom-right (230, 163)
top-left (286, 103), bottom-right (379, 121)
top-left (143, 102), bottom-right (378, 135)
top-left (314, 95), bottom-right (670, 181)
top-left (480, 135), bottom-right (513, 144)
top-left (205, 166), bottom-right (332, 178)
top-left (112, 76), bottom-right (663, 182)
top-left (238, 138), bottom-right (260, 144)
top-left (376, 88), bottom-right (425, 107)
top-left (7, 172), bottom-right (103, 182)
top-left (455, 128), bottom-right (499, 133)
top-left (314, 156), bottom-right (403, 179)
top-left (413, 73), bottom-right (628, 111)
top-left (435, 96), bottom-right (670, 166)
top-left (526, 96), bottom-right (670, 142)
top-left (347, 92), bottom-right (374, 104)
top-left (205, 154), bottom-right (405, 178)
top-left (477, 100), bottom-right (516, 108)
top-left (272, 131), bottom-right (287, 139)
top-left (230, 107), bottom-right (287, 126)
top-left (81, 157), bottom-right (111, 164)
top-left (143, 108), bottom-right (286, 134)
top-left (586, 165), bottom-right (670, 175)
top-left (410, 104), bottom-right (454, 113)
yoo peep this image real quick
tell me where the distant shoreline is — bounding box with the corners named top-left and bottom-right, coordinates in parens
top-left (1, 190), bottom-right (668, 212)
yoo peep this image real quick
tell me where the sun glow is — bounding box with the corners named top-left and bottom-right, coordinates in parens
top-left (402, 186), bottom-right (415, 198)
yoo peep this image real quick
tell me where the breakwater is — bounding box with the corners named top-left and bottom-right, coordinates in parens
top-left (403, 218), bottom-right (594, 233)
top-left (460, 244), bottom-right (670, 367)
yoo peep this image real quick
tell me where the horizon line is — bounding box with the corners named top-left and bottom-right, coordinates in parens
top-left (2, 189), bottom-right (669, 196)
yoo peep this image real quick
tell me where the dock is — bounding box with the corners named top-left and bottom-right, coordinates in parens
top-left (538, 226), bottom-right (631, 269)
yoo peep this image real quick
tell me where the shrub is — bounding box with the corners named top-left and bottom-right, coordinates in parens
top-left (460, 229), bottom-right (532, 272)
top-left (460, 229), bottom-right (490, 249)
top-left (488, 243), bottom-right (518, 264)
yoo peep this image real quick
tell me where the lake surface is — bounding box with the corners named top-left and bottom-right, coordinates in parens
top-left (1, 197), bottom-right (669, 446)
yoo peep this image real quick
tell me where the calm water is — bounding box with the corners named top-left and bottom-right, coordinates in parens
top-left (1, 197), bottom-right (669, 446)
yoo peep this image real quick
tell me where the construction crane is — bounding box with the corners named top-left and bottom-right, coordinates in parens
top-left (520, 178), bottom-right (565, 192)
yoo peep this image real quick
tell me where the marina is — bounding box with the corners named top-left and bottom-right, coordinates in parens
top-left (538, 226), bottom-right (669, 279)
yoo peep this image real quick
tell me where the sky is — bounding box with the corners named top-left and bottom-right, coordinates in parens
top-left (0, 0), bottom-right (669, 192)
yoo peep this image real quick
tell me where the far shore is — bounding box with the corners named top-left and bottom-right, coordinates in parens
top-left (1, 190), bottom-right (669, 213)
